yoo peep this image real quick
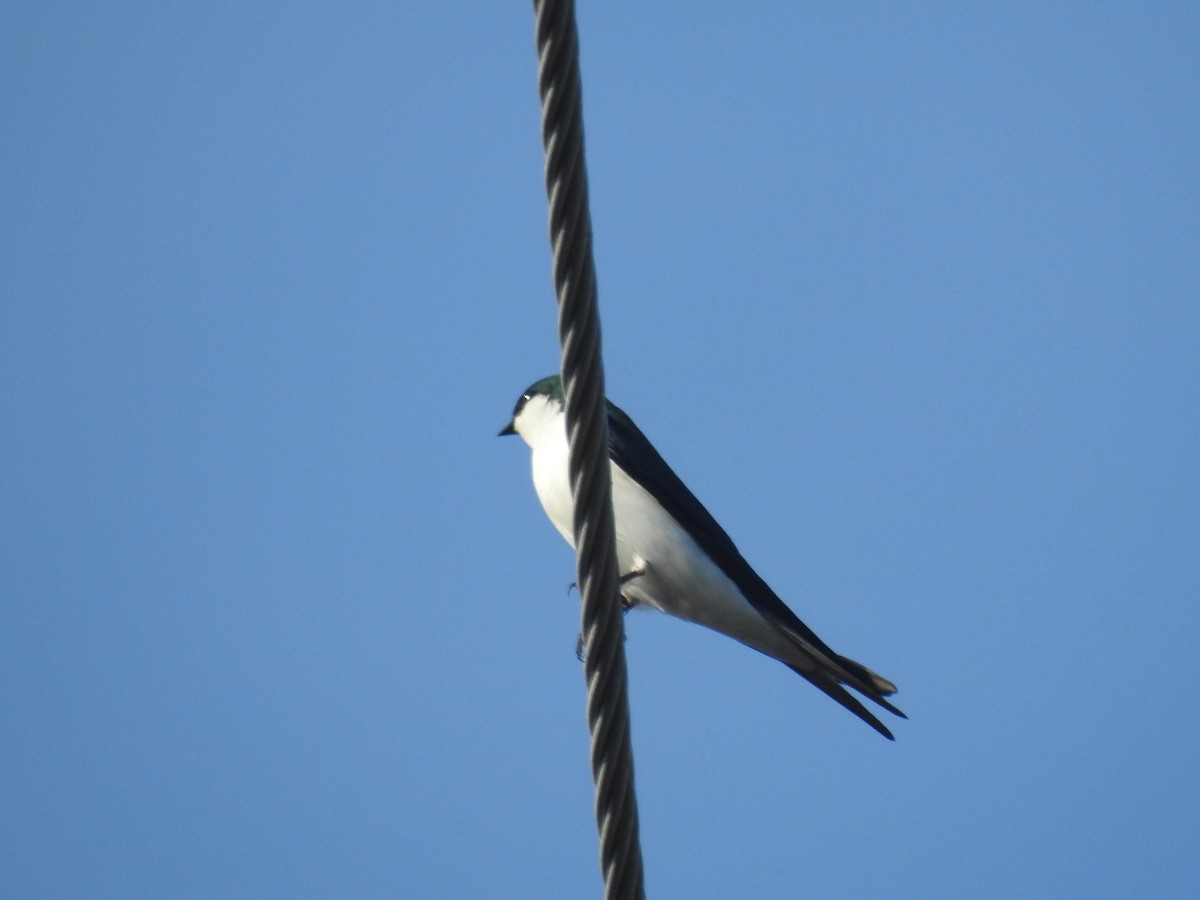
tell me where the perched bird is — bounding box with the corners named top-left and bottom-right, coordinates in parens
top-left (500, 375), bottom-right (904, 739)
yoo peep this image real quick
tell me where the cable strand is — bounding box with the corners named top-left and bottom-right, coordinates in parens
top-left (532, 2), bottom-right (646, 897)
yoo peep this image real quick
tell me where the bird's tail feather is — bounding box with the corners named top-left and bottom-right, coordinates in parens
top-left (788, 665), bottom-right (897, 740)
top-left (834, 655), bottom-right (907, 721)
top-left (774, 623), bottom-right (905, 732)
top-left (782, 645), bottom-right (907, 737)
top-left (837, 655), bottom-right (898, 696)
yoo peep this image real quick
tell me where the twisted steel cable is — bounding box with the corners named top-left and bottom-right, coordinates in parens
top-left (531, 1), bottom-right (646, 897)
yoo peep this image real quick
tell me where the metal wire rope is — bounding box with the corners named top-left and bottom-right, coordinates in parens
top-left (531, 1), bottom-right (646, 897)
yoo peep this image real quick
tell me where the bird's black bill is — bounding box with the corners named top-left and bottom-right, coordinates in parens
top-left (498, 421), bottom-right (516, 436)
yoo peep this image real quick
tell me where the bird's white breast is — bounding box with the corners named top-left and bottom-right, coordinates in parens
top-left (528, 419), bottom-right (576, 547)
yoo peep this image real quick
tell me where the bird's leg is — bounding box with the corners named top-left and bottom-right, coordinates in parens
top-left (569, 559), bottom-right (646, 596)
top-left (617, 559), bottom-right (646, 612)
top-left (620, 560), bottom-right (647, 586)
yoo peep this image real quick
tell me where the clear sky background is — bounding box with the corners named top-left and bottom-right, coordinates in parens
top-left (3, 3), bottom-right (1197, 898)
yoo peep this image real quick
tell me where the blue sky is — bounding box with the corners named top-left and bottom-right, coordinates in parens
top-left (3, 3), bottom-right (1197, 897)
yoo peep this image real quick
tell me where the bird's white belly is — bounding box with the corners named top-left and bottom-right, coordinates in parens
top-left (610, 468), bottom-right (777, 645)
top-left (531, 439), bottom-right (794, 659)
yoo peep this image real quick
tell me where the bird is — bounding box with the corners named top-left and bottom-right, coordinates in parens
top-left (499, 374), bottom-right (904, 739)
